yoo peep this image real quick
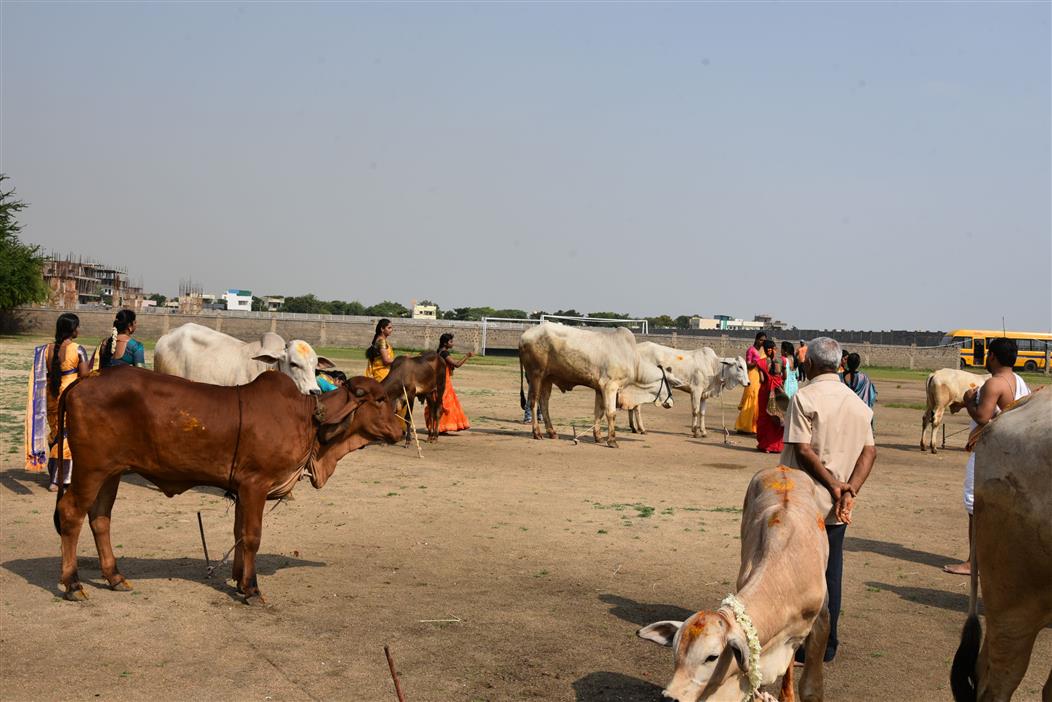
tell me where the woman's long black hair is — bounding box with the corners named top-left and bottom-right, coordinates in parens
top-left (437, 333), bottom-right (453, 353)
top-left (97, 309), bottom-right (136, 368)
top-left (366, 318), bottom-right (391, 361)
top-left (49, 313), bottom-right (80, 396)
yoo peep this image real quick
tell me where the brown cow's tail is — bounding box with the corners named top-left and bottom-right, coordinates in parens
top-left (950, 516), bottom-right (981, 701)
top-left (923, 374), bottom-right (937, 425)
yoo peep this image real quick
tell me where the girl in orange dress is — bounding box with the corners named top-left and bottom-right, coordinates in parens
top-left (426, 333), bottom-right (473, 434)
top-left (45, 314), bottom-right (91, 490)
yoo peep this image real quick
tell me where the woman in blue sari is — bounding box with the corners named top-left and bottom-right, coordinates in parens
top-left (98, 309), bottom-right (146, 368)
top-left (841, 352), bottom-right (877, 409)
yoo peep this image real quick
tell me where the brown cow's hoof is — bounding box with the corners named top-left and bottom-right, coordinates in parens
top-left (547, 431), bottom-right (558, 440)
top-left (531, 433), bottom-right (542, 440)
top-left (63, 586), bottom-right (88, 602)
top-left (244, 593), bottom-right (268, 607)
top-left (109, 578), bottom-right (134, 592)
top-left (607, 440), bottom-right (619, 449)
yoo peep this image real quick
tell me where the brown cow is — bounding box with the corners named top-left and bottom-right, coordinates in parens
top-left (381, 351), bottom-right (446, 443)
top-left (54, 367), bottom-right (403, 605)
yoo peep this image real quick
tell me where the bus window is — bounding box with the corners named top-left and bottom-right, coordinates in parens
top-left (973, 339), bottom-right (985, 366)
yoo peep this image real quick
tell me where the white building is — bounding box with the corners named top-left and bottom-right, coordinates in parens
top-left (412, 304), bottom-right (438, 320)
top-left (223, 289), bottom-right (252, 311)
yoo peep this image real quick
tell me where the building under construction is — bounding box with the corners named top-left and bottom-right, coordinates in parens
top-left (42, 254), bottom-right (145, 310)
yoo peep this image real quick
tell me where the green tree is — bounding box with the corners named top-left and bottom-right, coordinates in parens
top-left (587, 311), bottom-right (630, 320)
top-left (0, 175), bottom-right (48, 310)
top-left (329, 299), bottom-right (366, 316)
top-left (366, 300), bottom-right (409, 318)
top-left (149, 293), bottom-right (168, 306)
top-left (674, 315), bottom-right (692, 330)
top-left (647, 315), bottom-right (676, 328)
top-left (492, 308), bottom-right (528, 319)
top-left (281, 294), bottom-right (332, 314)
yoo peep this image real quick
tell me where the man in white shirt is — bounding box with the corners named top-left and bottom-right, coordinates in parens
top-left (779, 337), bottom-right (877, 663)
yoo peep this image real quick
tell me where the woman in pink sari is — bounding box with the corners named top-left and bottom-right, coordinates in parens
top-left (755, 340), bottom-right (785, 453)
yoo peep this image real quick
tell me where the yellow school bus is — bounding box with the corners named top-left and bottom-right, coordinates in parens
top-left (941, 329), bottom-right (1052, 372)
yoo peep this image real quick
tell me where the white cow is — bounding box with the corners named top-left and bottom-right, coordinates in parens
top-left (627, 343), bottom-right (750, 438)
top-left (154, 323), bottom-right (334, 395)
top-left (920, 368), bottom-right (990, 453)
top-left (951, 389), bottom-right (1051, 702)
top-left (518, 322), bottom-right (683, 448)
top-left (639, 466), bottom-right (830, 701)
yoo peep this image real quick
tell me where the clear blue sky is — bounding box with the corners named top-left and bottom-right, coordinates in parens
top-left (3, 2), bottom-right (1049, 331)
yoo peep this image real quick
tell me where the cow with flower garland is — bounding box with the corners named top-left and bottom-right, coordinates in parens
top-left (638, 465), bottom-right (831, 702)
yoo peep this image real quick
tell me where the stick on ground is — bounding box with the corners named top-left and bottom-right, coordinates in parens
top-left (384, 644), bottom-right (407, 702)
top-left (402, 385), bottom-right (424, 459)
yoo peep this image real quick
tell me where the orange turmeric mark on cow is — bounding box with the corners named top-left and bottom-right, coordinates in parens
top-left (676, 355), bottom-right (684, 361)
top-left (682, 614), bottom-right (707, 645)
top-left (765, 468), bottom-right (795, 506)
top-left (178, 410), bottom-right (205, 432)
top-left (817, 515), bottom-right (826, 531)
top-left (295, 341), bottom-right (309, 356)
top-left (768, 514), bottom-right (782, 527)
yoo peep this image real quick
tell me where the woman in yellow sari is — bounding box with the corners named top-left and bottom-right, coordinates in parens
top-left (29, 313), bottom-right (91, 491)
top-left (364, 318), bottom-right (395, 381)
top-left (734, 331), bottom-right (766, 435)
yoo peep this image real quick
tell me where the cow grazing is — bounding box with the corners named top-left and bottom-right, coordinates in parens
top-left (639, 466), bottom-right (830, 702)
top-left (54, 367), bottom-right (403, 605)
top-left (628, 343), bottom-right (750, 437)
top-left (518, 322), bottom-right (681, 448)
top-left (951, 389), bottom-right (1051, 702)
top-left (155, 322), bottom-right (334, 395)
top-left (380, 351), bottom-right (447, 443)
top-left (920, 368), bottom-right (990, 453)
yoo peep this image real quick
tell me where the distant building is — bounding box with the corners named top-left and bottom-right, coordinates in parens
top-left (412, 304), bottom-right (438, 320)
top-left (689, 316), bottom-right (720, 330)
top-left (223, 289), bottom-right (252, 311)
top-left (261, 295), bottom-right (285, 312)
top-left (41, 255), bottom-right (145, 310)
top-left (753, 314), bottom-right (788, 330)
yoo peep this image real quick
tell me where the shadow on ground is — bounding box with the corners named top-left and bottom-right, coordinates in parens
top-left (599, 593), bottom-right (693, 628)
top-left (573, 671), bottom-right (664, 702)
top-left (845, 536), bottom-right (954, 569)
top-left (3, 553), bottom-right (325, 600)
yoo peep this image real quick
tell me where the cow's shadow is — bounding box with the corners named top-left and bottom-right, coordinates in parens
top-left (2, 553), bottom-right (324, 601)
top-left (572, 671), bottom-right (664, 701)
top-left (598, 593), bottom-right (694, 628)
top-left (866, 581), bottom-right (975, 615)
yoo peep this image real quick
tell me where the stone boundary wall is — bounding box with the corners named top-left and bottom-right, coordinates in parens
top-left (7, 308), bottom-right (960, 370)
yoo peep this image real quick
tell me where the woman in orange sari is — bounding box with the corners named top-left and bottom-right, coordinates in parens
top-left (426, 333), bottom-right (473, 434)
top-left (38, 314), bottom-right (90, 491)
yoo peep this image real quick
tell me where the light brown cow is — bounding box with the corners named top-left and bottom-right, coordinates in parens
top-left (921, 368), bottom-right (990, 453)
top-left (638, 466), bottom-right (830, 702)
top-left (950, 389), bottom-right (1051, 702)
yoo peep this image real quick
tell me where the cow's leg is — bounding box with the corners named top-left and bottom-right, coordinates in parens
top-left (404, 394), bottom-right (416, 447)
top-left (592, 390), bottom-right (604, 443)
top-left (930, 406), bottom-right (945, 454)
top-left (977, 619), bottom-right (1042, 702)
top-left (88, 472), bottom-right (132, 591)
top-left (799, 606), bottom-right (830, 702)
top-left (540, 379), bottom-right (557, 439)
top-left (232, 498), bottom-right (245, 586)
top-left (56, 471), bottom-right (109, 601)
top-left (698, 398), bottom-right (708, 437)
top-left (603, 385), bottom-right (619, 448)
top-left (628, 407), bottom-right (637, 433)
top-left (920, 409), bottom-right (931, 451)
top-left (690, 390), bottom-right (702, 438)
top-left (236, 488), bottom-right (267, 605)
top-left (779, 658), bottom-right (796, 702)
top-left (528, 372), bottom-right (542, 440)
top-left (630, 407), bottom-right (646, 434)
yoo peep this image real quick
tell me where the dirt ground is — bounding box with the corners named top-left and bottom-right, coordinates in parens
top-left (0, 336), bottom-right (1048, 701)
